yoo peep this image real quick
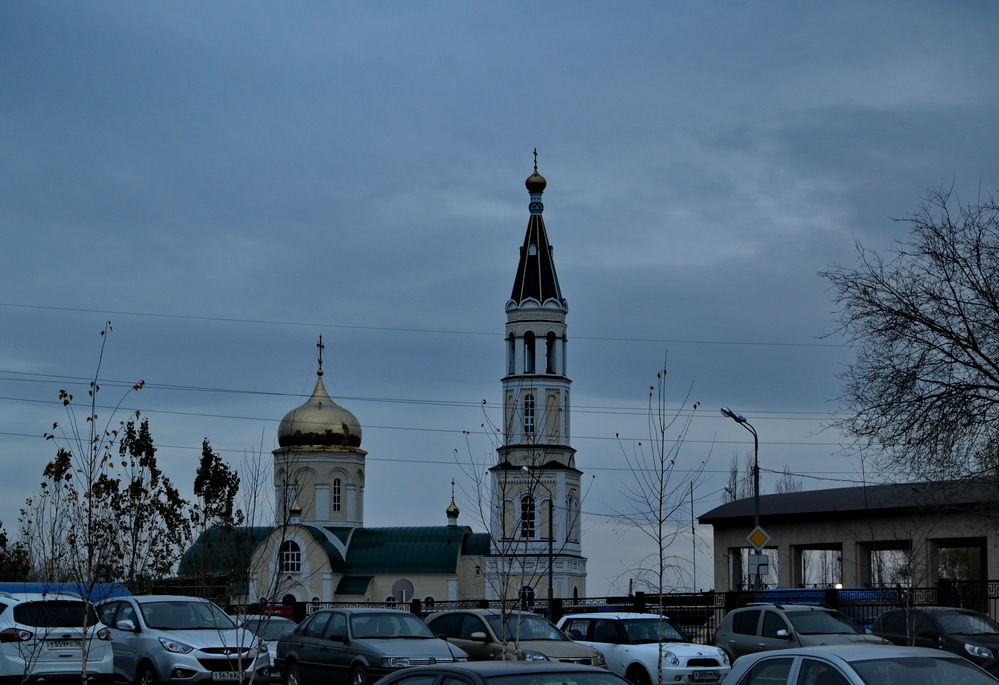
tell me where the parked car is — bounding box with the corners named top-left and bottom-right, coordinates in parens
top-left (425, 608), bottom-right (606, 667)
top-left (97, 594), bottom-right (268, 685)
top-left (0, 590), bottom-right (114, 683)
top-left (241, 615), bottom-right (298, 682)
top-left (872, 606), bottom-right (999, 666)
top-left (720, 643), bottom-right (999, 685)
top-left (373, 660), bottom-right (631, 685)
top-left (557, 612), bottom-right (730, 685)
top-left (275, 607), bottom-right (467, 685)
top-left (713, 604), bottom-right (886, 661)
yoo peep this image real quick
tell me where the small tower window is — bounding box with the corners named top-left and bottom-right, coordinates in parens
top-left (545, 332), bottom-right (557, 374)
top-left (524, 332), bottom-right (536, 374)
top-left (524, 394), bottom-right (535, 435)
top-left (521, 495), bottom-right (536, 539)
top-left (279, 540), bottom-right (302, 574)
top-left (333, 478), bottom-right (341, 512)
top-left (507, 333), bottom-right (516, 375)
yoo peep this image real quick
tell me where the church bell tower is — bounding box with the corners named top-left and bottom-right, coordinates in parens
top-left (488, 154), bottom-right (587, 603)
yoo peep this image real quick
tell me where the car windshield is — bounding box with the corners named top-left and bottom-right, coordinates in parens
top-left (485, 614), bottom-right (566, 641)
top-left (619, 619), bottom-right (687, 643)
top-left (140, 600), bottom-right (237, 630)
top-left (245, 618), bottom-right (297, 640)
top-left (785, 610), bottom-right (861, 635)
top-left (935, 611), bottom-right (999, 636)
top-left (350, 612), bottom-right (435, 639)
top-left (852, 655), bottom-right (997, 685)
top-left (489, 673), bottom-right (628, 685)
top-left (13, 600), bottom-right (98, 628)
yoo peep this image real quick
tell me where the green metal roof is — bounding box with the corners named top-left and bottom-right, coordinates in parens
top-left (336, 576), bottom-right (374, 595)
top-left (462, 532), bottom-right (491, 556)
top-left (345, 526), bottom-right (469, 574)
top-left (178, 526), bottom-right (272, 577)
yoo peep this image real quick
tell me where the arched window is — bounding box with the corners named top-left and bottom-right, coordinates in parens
top-left (545, 332), bottom-right (557, 374)
top-left (524, 332), bottom-right (536, 374)
top-left (524, 394), bottom-right (535, 435)
top-left (385, 595), bottom-right (397, 608)
top-left (333, 478), bottom-right (342, 512)
top-left (566, 492), bottom-right (580, 543)
top-left (519, 585), bottom-right (535, 609)
top-left (507, 333), bottom-right (516, 375)
top-left (279, 540), bottom-right (302, 574)
top-left (521, 495), bottom-right (536, 539)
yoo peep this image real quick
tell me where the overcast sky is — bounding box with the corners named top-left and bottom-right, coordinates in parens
top-left (3, 2), bottom-right (999, 596)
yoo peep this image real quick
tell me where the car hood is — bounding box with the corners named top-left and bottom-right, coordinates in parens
top-left (513, 640), bottom-right (600, 659)
top-left (355, 638), bottom-right (467, 658)
top-left (799, 633), bottom-right (886, 647)
top-left (631, 642), bottom-right (727, 658)
top-left (157, 628), bottom-right (256, 651)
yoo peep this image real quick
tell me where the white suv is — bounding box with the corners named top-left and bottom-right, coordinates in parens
top-left (557, 612), bottom-right (729, 685)
top-left (0, 591), bottom-right (114, 683)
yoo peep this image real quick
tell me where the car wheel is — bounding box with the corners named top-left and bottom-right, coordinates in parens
top-left (350, 664), bottom-right (369, 685)
top-left (136, 663), bottom-right (158, 685)
top-left (626, 665), bottom-right (651, 685)
top-left (285, 662), bottom-right (301, 685)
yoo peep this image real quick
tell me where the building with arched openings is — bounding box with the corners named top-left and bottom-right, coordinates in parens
top-left (180, 159), bottom-right (587, 607)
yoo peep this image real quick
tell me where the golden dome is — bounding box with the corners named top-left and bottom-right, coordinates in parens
top-left (277, 373), bottom-right (362, 448)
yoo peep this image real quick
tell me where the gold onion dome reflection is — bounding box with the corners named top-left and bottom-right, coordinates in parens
top-left (277, 370), bottom-right (362, 448)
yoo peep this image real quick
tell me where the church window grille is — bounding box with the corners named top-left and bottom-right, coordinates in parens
top-left (279, 540), bottom-right (302, 574)
top-left (521, 495), bottom-right (536, 538)
top-left (519, 585), bottom-right (535, 609)
top-left (333, 478), bottom-right (341, 512)
top-left (524, 394), bottom-right (535, 435)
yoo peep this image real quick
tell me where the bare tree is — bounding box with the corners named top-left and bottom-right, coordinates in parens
top-left (611, 360), bottom-right (710, 685)
top-left (822, 185), bottom-right (999, 481)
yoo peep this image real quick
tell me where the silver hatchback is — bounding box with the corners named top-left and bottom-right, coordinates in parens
top-left (98, 595), bottom-right (268, 685)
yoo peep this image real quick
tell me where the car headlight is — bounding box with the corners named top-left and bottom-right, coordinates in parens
top-left (717, 649), bottom-right (730, 666)
top-left (520, 650), bottom-right (550, 662)
top-left (965, 644), bottom-right (993, 659)
top-left (594, 652), bottom-right (607, 667)
top-left (381, 657), bottom-right (412, 668)
top-left (158, 637), bottom-right (194, 654)
top-left (662, 651), bottom-right (679, 666)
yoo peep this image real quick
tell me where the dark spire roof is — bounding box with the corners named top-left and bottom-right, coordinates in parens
top-left (510, 153), bottom-right (565, 306)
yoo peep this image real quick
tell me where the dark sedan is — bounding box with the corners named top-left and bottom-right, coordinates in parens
top-left (370, 660), bottom-right (630, 685)
top-left (276, 608), bottom-right (468, 685)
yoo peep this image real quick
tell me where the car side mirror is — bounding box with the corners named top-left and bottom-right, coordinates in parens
top-left (775, 629), bottom-right (789, 639)
top-left (470, 631), bottom-right (489, 643)
top-left (116, 619), bottom-right (137, 632)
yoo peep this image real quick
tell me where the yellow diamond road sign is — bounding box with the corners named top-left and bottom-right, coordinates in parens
top-left (747, 526), bottom-right (770, 550)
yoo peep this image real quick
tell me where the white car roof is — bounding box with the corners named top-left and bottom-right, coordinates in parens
top-left (0, 591), bottom-right (85, 602)
top-left (559, 612), bottom-right (671, 621)
top-left (738, 644), bottom-right (962, 664)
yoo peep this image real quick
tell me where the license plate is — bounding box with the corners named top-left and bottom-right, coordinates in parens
top-left (212, 673), bottom-right (240, 681)
top-left (48, 640), bottom-right (82, 649)
top-left (691, 672), bottom-right (720, 683)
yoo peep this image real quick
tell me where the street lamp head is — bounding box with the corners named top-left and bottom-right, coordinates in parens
top-left (720, 406), bottom-right (747, 423)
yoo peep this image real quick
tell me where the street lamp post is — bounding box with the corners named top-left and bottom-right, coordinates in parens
top-left (721, 407), bottom-right (761, 589)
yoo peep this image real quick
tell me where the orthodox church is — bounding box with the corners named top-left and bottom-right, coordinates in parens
top-left (180, 159), bottom-right (587, 606)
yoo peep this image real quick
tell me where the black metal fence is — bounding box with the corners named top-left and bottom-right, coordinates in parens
top-left (256, 580), bottom-right (999, 642)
